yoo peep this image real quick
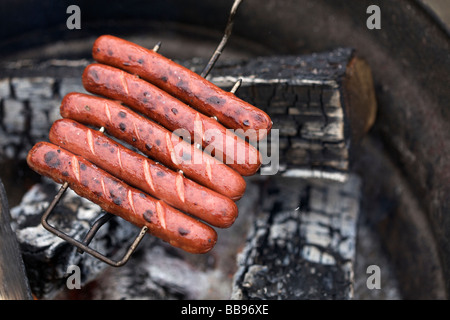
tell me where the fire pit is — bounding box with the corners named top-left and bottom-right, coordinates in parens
top-left (0, 0), bottom-right (448, 300)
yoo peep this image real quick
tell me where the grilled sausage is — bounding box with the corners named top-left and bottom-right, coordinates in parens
top-left (26, 142), bottom-right (217, 254)
top-left (92, 35), bottom-right (272, 141)
top-left (60, 92), bottom-right (246, 200)
top-left (49, 118), bottom-right (238, 228)
top-left (82, 63), bottom-right (261, 176)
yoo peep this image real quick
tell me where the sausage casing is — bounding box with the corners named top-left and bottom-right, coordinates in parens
top-left (49, 118), bottom-right (238, 228)
top-left (27, 142), bottom-right (217, 254)
top-left (60, 92), bottom-right (246, 200)
top-left (92, 35), bottom-right (272, 141)
top-left (82, 63), bottom-right (261, 176)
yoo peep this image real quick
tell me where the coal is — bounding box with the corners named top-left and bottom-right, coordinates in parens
top-left (10, 178), bottom-right (138, 299)
top-left (232, 175), bottom-right (361, 300)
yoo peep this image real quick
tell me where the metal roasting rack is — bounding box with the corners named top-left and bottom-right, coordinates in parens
top-left (41, 0), bottom-right (245, 267)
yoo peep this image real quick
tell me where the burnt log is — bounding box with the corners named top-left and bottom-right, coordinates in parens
top-left (0, 178), bottom-right (32, 299)
top-left (0, 48), bottom-right (376, 178)
top-left (209, 48), bottom-right (376, 179)
top-left (231, 175), bottom-right (361, 300)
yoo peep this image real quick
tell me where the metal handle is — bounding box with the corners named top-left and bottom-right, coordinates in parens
top-left (41, 182), bottom-right (148, 267)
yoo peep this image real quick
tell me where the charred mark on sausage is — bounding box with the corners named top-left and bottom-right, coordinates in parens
top-left (137, 58), bottom-right (144, 65)
top-left (118, 111), bottom-right (127, 118)
top-left (178, 227), bottom-right (190, 236)
top-left (243, 119), bottom-right (250, 126)
top-left (161, 76), bottom-right (168, 83)
top-left (119, 123), bottom-right (126, 131)
top-left (109, 190), bottom-right (123, 206)
top-left (156, 171), bottom-right (165, 177)
top-left (143, 209), bottom-right (154, 223)
top-left (171, 108), bottom-right (178, 115)
top-left (80, 163), bottom-right (87, 171)
top-left (253, 113), bottom-right (265, 123)
top-left (93, 191), bottom-right (102, 198)
top-left (176, 80), bottom-right (188, 91)
top-left (155, 139), bottom-right (161, 146)
top-left (145, 144), bottom-right (152, 151)
top-left (44, 151), bottom-right (60, 168)
top-left (206, 96), bottom-right (226, 106)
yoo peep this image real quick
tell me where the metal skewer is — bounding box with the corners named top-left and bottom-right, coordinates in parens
top-left (230, 78), bottom-right (242, 94)
top-left (41, 40), bottom-right (168, 264)
top-left (41, 0), bottom-right (244, 267)
top-left (201, 0), bottom-right (243, 78)
top-left (76, 211), bottom-right (112, 254)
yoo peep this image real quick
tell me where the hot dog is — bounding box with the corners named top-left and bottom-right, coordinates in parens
top-left (81, 63), bottom-right (261, 176)
top-left (60, 92), bottom-right (246, 200)
top-left (49, 118), bottom-right (238, 228)
top-left (92, 35), bottom-right (272, 141)
top-left (27, 142), bottom-right (217, 254)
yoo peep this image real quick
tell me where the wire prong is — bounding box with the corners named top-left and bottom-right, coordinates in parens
top-left (230, 78), bottom-right (243, 94)
top-left (200, 0), bottom-right (243, 78)
top-left (77, 212), bottom-right (113, 254)
top-left (153, 41), bottom-right (162, 53)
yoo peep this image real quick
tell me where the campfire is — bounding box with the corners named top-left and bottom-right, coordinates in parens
top-left (1, 0), bottom-right (448, 300)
